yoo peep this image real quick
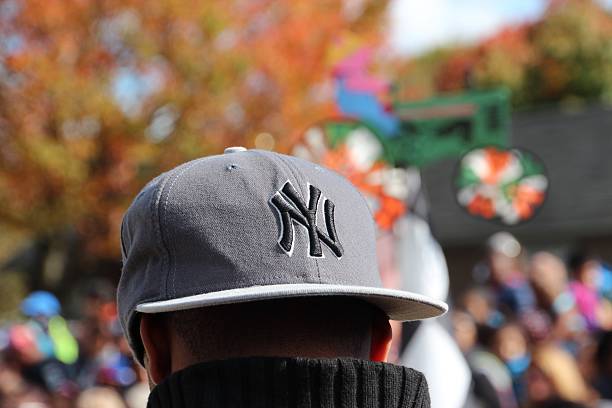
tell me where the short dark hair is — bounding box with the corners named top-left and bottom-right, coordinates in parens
top-left (166, 297), bottom-right (385, 362)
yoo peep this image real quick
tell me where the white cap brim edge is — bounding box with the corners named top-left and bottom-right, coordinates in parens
top-left (136, 283), bottom-right (448, 321)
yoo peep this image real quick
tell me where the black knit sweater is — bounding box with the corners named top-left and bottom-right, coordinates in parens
top-left (147, 357), bottom-right (430, 408)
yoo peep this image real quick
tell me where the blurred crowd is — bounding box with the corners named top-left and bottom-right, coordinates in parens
top-left (0, 289), bottom-right (148, 408)
top-left (452, 232), bottom-right (612, 408)
top-left (1, 232), bottom-right (611, 408)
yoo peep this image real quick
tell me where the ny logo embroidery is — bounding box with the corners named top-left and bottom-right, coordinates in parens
top-left (270, 181), bottom-right (343, 258)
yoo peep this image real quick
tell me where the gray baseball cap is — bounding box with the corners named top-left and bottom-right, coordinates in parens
top-left (118, 147), bottom-right (447, 363)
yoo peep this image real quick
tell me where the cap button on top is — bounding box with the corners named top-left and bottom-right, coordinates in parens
top-left (224, 146), bottom-right (248, 154)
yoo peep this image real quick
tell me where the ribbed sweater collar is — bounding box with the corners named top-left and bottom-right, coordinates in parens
top-left (147, 357), bottom-right (430, 408)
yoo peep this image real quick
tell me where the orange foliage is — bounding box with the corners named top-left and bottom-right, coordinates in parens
top-left (0, 0), bottom-right (386, 266)
top-left (435, 52), bottom-right (476, 93)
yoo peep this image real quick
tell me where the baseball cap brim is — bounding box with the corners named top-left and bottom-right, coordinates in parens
top-left (135, 283), bottom-right (448, 321)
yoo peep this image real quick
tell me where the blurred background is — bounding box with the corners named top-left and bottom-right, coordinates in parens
top-left (1, 0), bottom-right (611, 407)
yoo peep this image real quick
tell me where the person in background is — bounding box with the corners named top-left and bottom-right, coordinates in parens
top-left (452, 310), bottom-right (517, 408)
top-left (528, 252), bottom-right (587, 353)
top-left (529, 252), bottom-right (572, 318)
top-left (526, 344), bottom-right (593, 408)
top-left (568, 253), bottom-right (612, 331)
top-left (0, 358), bottom-right (51, 408)
top-left (485, 233), bottom-right (536, 317)
top-left (72, 290), bottom-right (141, 393)
top-left (13, 292), bottom-right (78, 400)
top-left (455, 242), bottom-right (612, 407)
top-left (459, 287), bottom-right (505, 347)
top-left (491, 322), bottom-right (531, 404)
top-left (20, 291), bottom-right (79, 367)
top-left (599, 264), bottom-right (612, 302)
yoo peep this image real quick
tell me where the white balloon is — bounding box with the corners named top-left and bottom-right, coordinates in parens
top-left (400, 321), bottom-right (471, 408)
top-left (394, 214), bottom-right (449, 300)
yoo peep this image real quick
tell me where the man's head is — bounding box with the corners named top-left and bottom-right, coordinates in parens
top-left (117, 148), bottom-right (446, 384)
top-left (140, 297), bottom-right (392, 385)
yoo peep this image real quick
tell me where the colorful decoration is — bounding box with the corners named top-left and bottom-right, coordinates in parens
top-left (455, 146), bottom-right (548, 225)
top-left (299, 41), bottom-right (537, 229)
top-left (333, 47), bottom-right (399, 137)
top-left (329, 43), bottom-right (512, 170)
top-left (293, 120), bottom-right (414, 230)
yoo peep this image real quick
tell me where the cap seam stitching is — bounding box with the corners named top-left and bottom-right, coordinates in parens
top-left (152, 173), bottom-right (173, 303)
top-left (162, 158), bottom-right (208, 298)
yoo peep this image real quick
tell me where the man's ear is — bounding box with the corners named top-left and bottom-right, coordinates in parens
top-left (140, 314), bottom-right (172, 385)
top-left (369, 313), bottom-right (393, 362)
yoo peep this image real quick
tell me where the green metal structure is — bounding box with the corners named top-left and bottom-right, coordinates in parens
top-left (389, 88), bottom-right (511, 167)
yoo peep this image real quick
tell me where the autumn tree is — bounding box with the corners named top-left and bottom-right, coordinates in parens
top-left (393, 0), bottom-right (612, 108)
top-left (0, 0), bottom-right (385, 300)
